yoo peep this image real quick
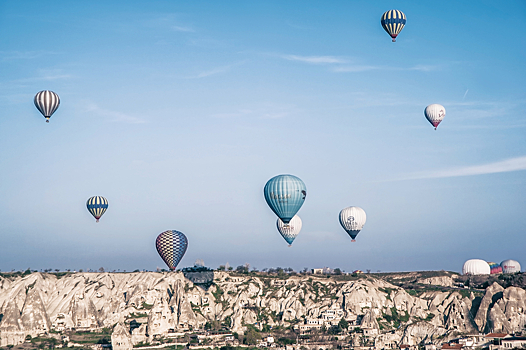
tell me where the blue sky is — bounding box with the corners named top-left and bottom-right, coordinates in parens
top-left (1, 1), bottom-right (525, 273)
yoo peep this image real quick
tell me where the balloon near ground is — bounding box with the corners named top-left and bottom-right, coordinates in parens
top-left (339, 206), bottom-right (366, 242)
top-left (264, 174), bottom-right (306, 224)
top-left (381, 10), bottom-right (406, 42)
top-left (156, 230), bottom-right (188, 270)
top-left (34, 90), bottom-right (60, 123)
top-left (487, 262), bottom-right (503, 274)
top-left (424, 104), bottom-right (446, 130)
top-left (276, 215), bottom-right (302, 246)
top-left (86, 196), bottom-right (108, 222)
top-left (462, 259), bottom-right (490, 275)
top-left (501, 259), bottom-right (521, 274)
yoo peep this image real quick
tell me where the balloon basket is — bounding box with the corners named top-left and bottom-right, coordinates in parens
top-left (288, 244), bottom-right (292, 247)
top-left (351, 239), bottom-right (356, 242)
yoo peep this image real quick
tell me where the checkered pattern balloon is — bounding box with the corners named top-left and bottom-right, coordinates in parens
top-left (155, 230), bottom-right (188, 270)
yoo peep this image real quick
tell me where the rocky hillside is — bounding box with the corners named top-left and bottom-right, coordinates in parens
top-left (0, 271), bottom-right (525, 347)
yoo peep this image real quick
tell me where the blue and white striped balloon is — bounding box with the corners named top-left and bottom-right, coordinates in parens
top-left (34, 90), bottom-right (60, 123)
top-left (264, 174), bottom-right (306, 224)
top-left (86, 196), bottom-right (108, 222)
top-left (381, 10), bottom-right (406, 42)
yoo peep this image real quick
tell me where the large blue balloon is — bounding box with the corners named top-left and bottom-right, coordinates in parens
top-left (264, 175), bottom-right (306, 224)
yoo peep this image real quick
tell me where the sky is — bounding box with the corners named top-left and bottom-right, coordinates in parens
top-left (0, 1), bottom-right (525, 274)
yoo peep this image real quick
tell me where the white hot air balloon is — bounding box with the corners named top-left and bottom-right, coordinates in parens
top-left (501, 259), bottom-right (521, 274)
top-left (339, 206), bottom-right (366, 242)
top-left (34, 90), bottom-right (60, 123)
top-left (276, 215), bottom-right (302, 246)
top-left (462, 259), bottom-right (490, 275)
top-left (424, 104), bottom-right (446, 130)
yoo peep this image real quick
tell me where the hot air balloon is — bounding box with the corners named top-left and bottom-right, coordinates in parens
top-left (156, 230), bottom-right (188, 270)
top-left (86, 196), bottom-right (108, 222)
top-left (381, 10), bottom-right (406, 42)
top-left (277, 215), bottom-right (302, 246)
top-left (264, 174), bottom-right (306, 224)
top-left (501, 259), bottom-right (521, 274)
top-left (339, 206), bottom-right (366, 242)
top-left (462, 259), bottom-right (490, 275)
top-left (34, 90), bottom-right (60, 123)
top-left (424, 104), bottom-right (446, 130)
top-left (487, 262), bottom-right (503, 274)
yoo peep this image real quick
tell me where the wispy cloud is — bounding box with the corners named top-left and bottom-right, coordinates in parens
top-left (171, 25), bottom-right (195, 32)
top-left (395, 156), bottom-right (526, 181)
top-left (0, 50), bottom-right (61, 61)
top-left (142, 14), bottom-right (196, 34)
top-left (332, 63), bottom-right (441, 73)
top-left (279, 53), bottom-right (442, 73)
top-left (7, 69), bottom-right (74, 84)
top-left (332, 65), bottom-right (381, 72)
top-left (186, 61), bottom-right (245, 79)
top-left (211, 104), bottom-right (299, 120)
top-left (195, 66), bottom-right (231, 78)
top-left (85, 103), bottom-right (146, 124)
top-left (281, 54), bottom-right (348, 64)
top-left (408, 64), bottom-right (441, 72)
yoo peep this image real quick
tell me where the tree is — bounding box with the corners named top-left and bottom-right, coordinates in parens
top-left (236, 265), bottom-right (249, 274)
top-left (244, 327), bottom-right (261, 345)
top-left (338, 318), bottom-right (349, 330)
top-left (99, 267), bottom-right (105, 272)
top-left (334, 268), bottom-right (342, 275)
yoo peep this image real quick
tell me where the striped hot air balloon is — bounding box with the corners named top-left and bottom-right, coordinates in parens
top-left (264, 174), bottom-right (306, 224)
top-left (34, 90), bottom-right (60, 123)
top-left (339, 206), bottom-right (367, 242)
top-left (424, 104), bottom-right (446, 130)
top-left (277, 215), bottom-right (302, 246)
top-left (156, 230), bottom-right (188, 270)
top-left (86, 196), bottom-right (108, 222)
top-left (381, 10), bottom-right (406, 42)
top-left (487, 262), bottom-right (503, 274)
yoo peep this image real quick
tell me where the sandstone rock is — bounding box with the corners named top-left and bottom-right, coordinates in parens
top-left (474, 282), bottom-right (505, 332)
top-left (111, 322), bottom-right (133, 350)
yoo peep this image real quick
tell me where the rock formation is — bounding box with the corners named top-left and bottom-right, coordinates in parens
top-left (0, 271), bottom-right (524, 347)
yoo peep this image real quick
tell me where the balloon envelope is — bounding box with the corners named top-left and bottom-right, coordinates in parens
top-left (34, 90), bottom-right (60, 123)
top-left (424, 104), bottom-right (446, 130)
top-left (501, 260), bottom-right (521, 274)
top-left (264, 174), bottom-right (306, 224)
top-left (86, 196), bottom-right (108, 222)
top-left (381, 10), bottom-right (406, 42)
top-left (277, 215), bottom-right (302, 246)
top-left (156, 230), bottom-right (188, 270)
top-left (339, 206), bottom-right (366, 242)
